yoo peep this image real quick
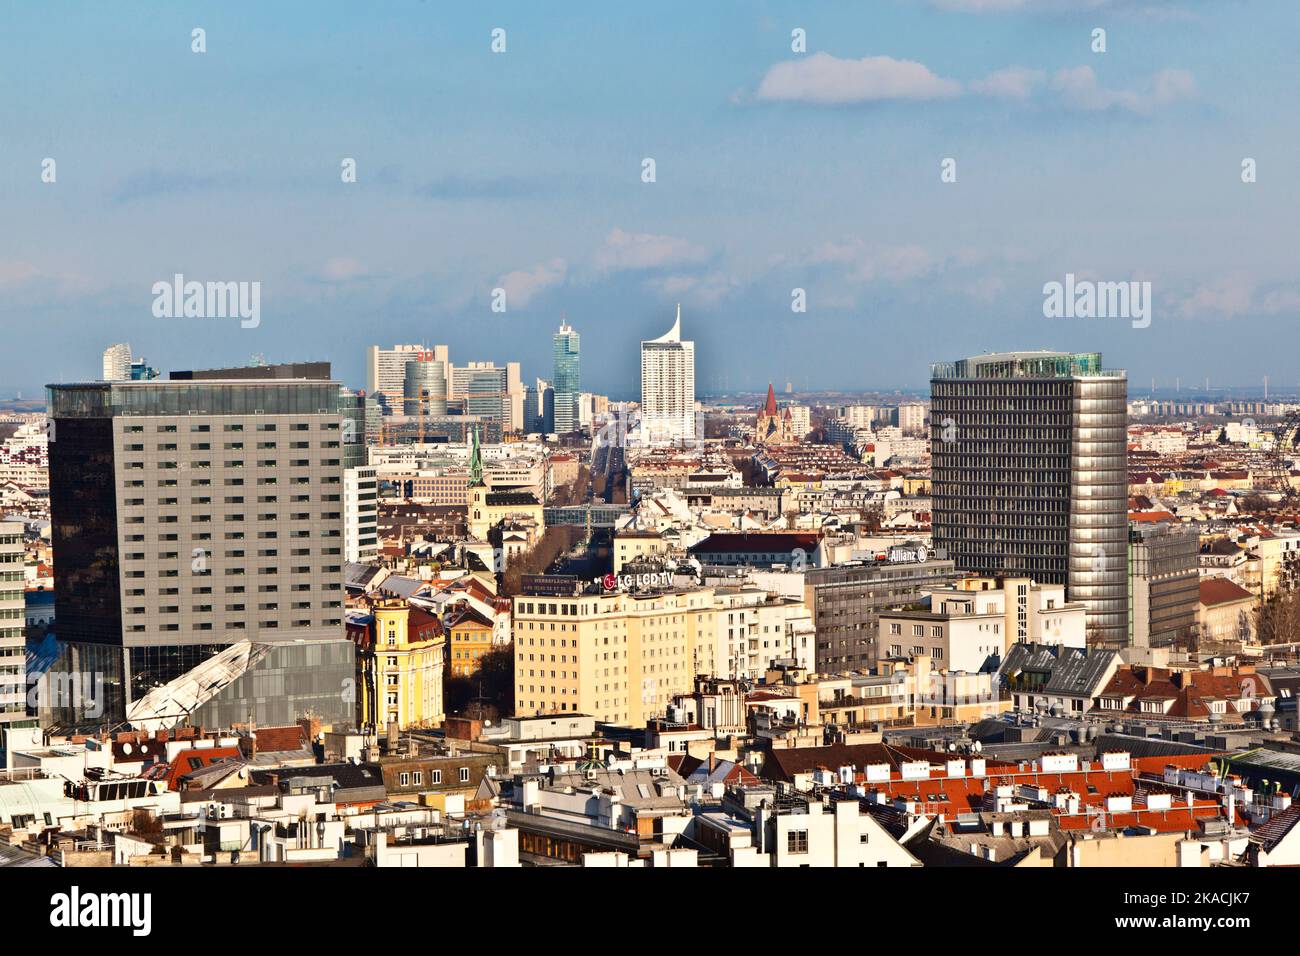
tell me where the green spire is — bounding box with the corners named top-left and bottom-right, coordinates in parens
top-left (468, 426), bottom-right (484, 487)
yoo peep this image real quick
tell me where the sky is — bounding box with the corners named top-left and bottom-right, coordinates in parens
top-left (1, 0), bottom-right (1297, 399)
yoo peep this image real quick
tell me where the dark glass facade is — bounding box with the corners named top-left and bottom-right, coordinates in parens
top-left (47, 416), bottom-right (122, 645)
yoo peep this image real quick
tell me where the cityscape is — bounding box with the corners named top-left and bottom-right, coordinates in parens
top-left (2, 0), bottom-right (1295, 933)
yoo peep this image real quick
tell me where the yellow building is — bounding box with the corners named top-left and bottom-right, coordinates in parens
top-left (360, 598), bottom-right (447, 733)
top-left (901, 475), bottom-right (931, 496)
top-left (613, 531), bottom-right (669, 574)
top-left (513, 588), bottom-right (719, 726)
top-left (446, 604), bottom-right (497, 677)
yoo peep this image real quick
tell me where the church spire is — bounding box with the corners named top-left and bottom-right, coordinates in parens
top-left (468, 426), bottom-right (484, 487)
top-left (764, 383), bottom-right (778, 417)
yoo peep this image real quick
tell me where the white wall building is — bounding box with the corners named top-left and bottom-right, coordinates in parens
top-left (102, 343), bottom-right (132, 381)
top-left (640, 306), bottom-right (696, 445)
top-left (897, 403), bottom-right (926, 435)
top-left (879, 578), bottom-right (1086, 670)
top-left (344, 466), bottom-right (379, 563)
top-left (0, 523), bottom-right (26, 735)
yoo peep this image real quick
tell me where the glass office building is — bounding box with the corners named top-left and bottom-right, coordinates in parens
top-left (45, 375), bottom-right (360, 726)
top-left (553, 322), bottom-right (580, 435)
top-left (930, 351), bottom-right (1128, 648)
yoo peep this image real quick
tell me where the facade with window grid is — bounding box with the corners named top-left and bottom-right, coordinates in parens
top-left (931, 351), bottom-right (1128, 647)
top-left (46, 378), bottom-right (356, 722)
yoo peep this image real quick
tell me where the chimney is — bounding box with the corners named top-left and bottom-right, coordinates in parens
top-left (709, 753), bottom-right (717, 773)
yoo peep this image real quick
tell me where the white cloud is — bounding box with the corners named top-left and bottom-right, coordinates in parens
top-left (1178, 276), bottom-right (1300, 320)
top-left (755, 52), bottom-right (961, 104)
top-left (972, 67), bottom-right (1045, 100)
top-left (319, 257), bottom-right (369, 282)
top-left (497, 258), bottom-right (567, 307)
top-left (1051, 65), bottom-right (1195, 114)
top-left (591, 228), bottom-right (707, 273)
top-left (1259, 288), bottom-right (1300, 316)
top-left (931, 0), bottom-right (1034, 10)
top-left (647, 272), bottom-right (741, 305)
top-left (807, 240), bottom-right (934, 283)
top-left (0, 261), bottom-right (41, 286)
top-left (1177, 273), bottom-right (1255, 319)
top-left (932, 0), bottom-right (1188, 13)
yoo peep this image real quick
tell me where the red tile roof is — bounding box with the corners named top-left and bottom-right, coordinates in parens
top-left (853, 753), bottom-right (1225, 834)
top-left (1094, 665), bottom-right (1271, 720)
top-left (249, 725), bottom-right (306, 754)
top-left (1199, 577), bottom-right (1254, 607)
top-left (167, 747), bottom-right (242, 789)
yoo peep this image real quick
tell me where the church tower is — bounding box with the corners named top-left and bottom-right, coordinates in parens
top-left (755, 383), bottom-right (791, 445)
top-left (466, 426), bottom-right (489, 538)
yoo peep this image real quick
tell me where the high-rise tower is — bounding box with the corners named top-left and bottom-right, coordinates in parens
top-left (553, 321), bottom-right (581, 435)
top-left (930, 351), bottom-right (1128, 647)
top-left (639, 305), bottom-right (696, 445)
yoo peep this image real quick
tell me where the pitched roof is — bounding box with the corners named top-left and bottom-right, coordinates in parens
top-left (249, 725), bottom-right (307, 754)
top-left (1000, 643), bottom-right (1118, 697)
top-left (1199, 577), bottom-right (1254, 607)
top-left (761, 743), bottom-right (974, 783)
top-left (167, 746), bottom-right (243, 789)
top-left (1094, 666), bottom-right (1272, 720)
top-left (690, 532), bottom-right (820, 554)
top-left (1252, 805), bottom-right (1300, 852)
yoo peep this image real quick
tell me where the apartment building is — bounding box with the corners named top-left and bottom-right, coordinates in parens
top-left (708, 586), bottom-right (814, 680)
top-left (1128, 521), bottom-right (1199, 649)
top-left (0, 522), bottom-right (27, 738)
top-left (346, 597), bottom-right (446, 733)
top-left (512, 588), bottom-right (715, 726)
top-left (512, 584), bottom-right (814, 726)
top-left (344, 465), bottom-right (379, 563)
top-left (878, 577), bottom-right (1086, 671)
top-left (804, 557), bottom-right (959, 673)
top-left (446, 603), bottom-right (496, 678)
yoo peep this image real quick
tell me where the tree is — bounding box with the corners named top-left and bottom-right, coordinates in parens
top-left (1256, 588), bottom-right (1300, 645)
top-left (445, 644), bottom-right (515, 716)
top-left (498, 524), bottom-right (584, 595)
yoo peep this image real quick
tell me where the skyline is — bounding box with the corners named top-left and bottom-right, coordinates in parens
top-left (3, 2), bottom-right (1299, 396)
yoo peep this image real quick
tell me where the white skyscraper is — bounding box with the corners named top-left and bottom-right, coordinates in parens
top-left (102, 343), bottom-right (132, 381)
top-left (640, 305), bottom-right (696, 444)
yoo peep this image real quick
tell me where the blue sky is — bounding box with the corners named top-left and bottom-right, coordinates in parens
top-left (1, 0), bottom-right (1297, 398)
